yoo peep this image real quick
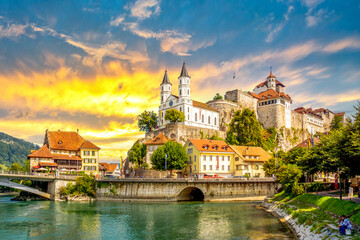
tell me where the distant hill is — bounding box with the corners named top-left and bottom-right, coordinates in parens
top-left (0, 132), bottom-right (39, 169)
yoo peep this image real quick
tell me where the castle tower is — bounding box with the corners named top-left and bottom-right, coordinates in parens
top-left (178, 61), bottom-right (191, 99)
top-left (160, 70), bottom-right (172, 103)
top-left (267, 69), bottom-right (276, 91)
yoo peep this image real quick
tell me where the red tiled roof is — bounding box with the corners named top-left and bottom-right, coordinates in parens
top-left (334, 112), bottom-right (345, 116)
top-left (256, 79), bottom-right (286, 88)
top-left (39, 162), bottom-right (58, 167)
top-left (145, 133), bottom-right (169, 145)
top-left (192, 100), bottom-right (219, 112)
top-left (52, 154), bottom-right (82, 161)
top-left (295, 138), bottom-right (321, 148)
top-left (252, 89), bottom-right (292, 102)
top-left (80, 140), bottom-right (100, 149)
top-left (48, 131), bottom-right (85, 151)
top-left (188, 139), bottom-right (234, 153)
top-left (294, 107), bottom-right (322, 119)
top-left (314, 108), bottom-right (334, 114)
top-left (28, 145), bottom-right (53, 158)
top-left (229, 145), bottom-right (272, 162)
top-left (99, 162), bottom-right (118, 172)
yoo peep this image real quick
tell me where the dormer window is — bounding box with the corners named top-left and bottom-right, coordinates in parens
top-left (58, 140), bottom-right (63, 145)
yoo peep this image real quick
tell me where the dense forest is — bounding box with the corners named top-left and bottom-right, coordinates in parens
top-left (0, 132), bottom-right (39, 169)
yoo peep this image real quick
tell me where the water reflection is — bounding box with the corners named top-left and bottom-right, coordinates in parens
top-left (0, 197), bottom-right (293, 240)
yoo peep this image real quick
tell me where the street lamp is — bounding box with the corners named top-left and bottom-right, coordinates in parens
top-left (338, 168), bottom-right (343, 200)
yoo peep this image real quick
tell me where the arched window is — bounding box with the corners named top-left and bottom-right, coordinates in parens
top-left (202, 115), bottom-right (204, 123)
top-left (161, 96), bottom-right (163, 102)
top-left (180, 107), bottom-right (182, 112)
top-left (180, 89), bottom-right (182, 95)
top-left (188, 114), bottom-right (190, 120)
top-left (162, 86), bottom-right (163, 91)
top-left (214, 117), bottom-right (217, 125)
top-left (180, 79), bottom-right (182, 84)
top-left (187, 89), bottom-right (189, 95)
top-left (195, 113), bottom-right (198, 121)
top-left (208, 116), bottom-right (211, 124)
top-left (188, 107), bottom-right (190, 112)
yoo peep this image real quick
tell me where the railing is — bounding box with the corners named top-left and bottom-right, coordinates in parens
top-left (0, 170), bottom-right (77, 180)
top-left (97, 177), bottom-right (275, 182)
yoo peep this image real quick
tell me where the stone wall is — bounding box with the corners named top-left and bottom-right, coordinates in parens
top-left (224, 89), bottom-right (258, 112)
top-left (47, 179), bottom-right (75, 201)
top-left (258, 104), bottom-right (285, 129)
top-left (145, 123), bottom-right (227, 145)
top-left (96, 179), bottom-right (276, 201)
top-left (206, 99), bottom-right (240, 131)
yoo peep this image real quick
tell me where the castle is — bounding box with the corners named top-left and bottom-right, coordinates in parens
top-left (146, 63), bottom-right (345, 150)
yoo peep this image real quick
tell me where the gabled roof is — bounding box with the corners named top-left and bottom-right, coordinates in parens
top-left (47, 131), bottom-right (85, 151)
top-left (187, 139), bottom-right (234, 153)
top-left (294, 138), bottom-right (320, 148)
top-left (334, 112), bottom-right (345, 116)
top-left (80, 140), bottom-right (100, 149)
top-left (251, 89), bottom-right (292, 102)
top-left (229, 145), bottom-right (272, 162)
top-left (145, 133), bottom-right (169, 145)
top-left (161, 70), bottom-right (171, 85)
top-left (28, 145), bottom-right (53, 159)
top-left (193, 100), bottom-right (219, 112)
top-left (294, 107), bottom-right (322, 119)
top-left (179, 61), bottom-right (190, 78)
top-left (256, 79), bottom-right (286, 88)
top-left (99, 162), bottom-right (118, 172)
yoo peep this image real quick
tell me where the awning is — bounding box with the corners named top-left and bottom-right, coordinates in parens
top-left (39, 162), bottom-right (58, 167)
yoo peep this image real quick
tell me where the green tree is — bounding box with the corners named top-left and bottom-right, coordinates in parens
top-left (209, 132), bottom-right (224, 140)
top-left (263, 158), bottom-right (280, 176)
top-left (128, 140), bottom-right (146, 167)
top-left (9, 162), bottom-right (24, 171)
top-left (165, 109), bottom-right (185, 123)
top-left (213, 93), bottom-right (223, 100)
top-left (330, 115), bottom-right (344, 131)
top-left (59, 174), bottom-right (96, 198)
top-left (226, 109), bottom-right (265, 147)
top-left (138, 110), bottom-right (158, 132)
top-left (277, 164), bottom-right (303, 195)
top-left (151, 141), bottom-right (188, 172)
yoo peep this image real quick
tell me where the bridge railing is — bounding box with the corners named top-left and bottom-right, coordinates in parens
top-left (97, 177), bottom-right (275, 182)
top-left (0, 170), bottom-right (78, 180)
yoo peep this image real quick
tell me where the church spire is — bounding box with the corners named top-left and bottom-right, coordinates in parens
top-left (179, 61), bottom-right (190, 78)
top-left (161, 70), bottom-right (171, 85)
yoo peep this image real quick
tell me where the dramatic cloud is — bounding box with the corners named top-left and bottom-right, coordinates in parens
top-left (0, 23), bottom-right (27, 38)
top-left (322, 37), bottom-right (360, 53)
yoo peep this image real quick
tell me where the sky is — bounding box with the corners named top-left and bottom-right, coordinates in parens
top-left (0, 0), bottom-right (359, 161)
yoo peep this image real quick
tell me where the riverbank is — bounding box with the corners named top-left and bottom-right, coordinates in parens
top-left (262, 192), bottom-right (360, 239)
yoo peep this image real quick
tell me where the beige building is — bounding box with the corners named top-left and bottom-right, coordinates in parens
top-left (28, 130), bottom-right (100, 175)
top-left (229, 145), bottom-right (272, 178)
top-left (144, 133), bottom-right (169, 168)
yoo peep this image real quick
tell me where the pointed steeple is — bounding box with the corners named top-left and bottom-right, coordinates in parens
top-left (267, 66), bottom-right (275, 79)
top-left (179, 61), bottom-right (190, 78)
top-left (161, 70), bottom-right (171, 85)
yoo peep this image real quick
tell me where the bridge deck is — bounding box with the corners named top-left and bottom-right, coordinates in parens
top-left (97, 178), bottom-right (275, 183)
top-left (0, 179), bottom-right (50, 199)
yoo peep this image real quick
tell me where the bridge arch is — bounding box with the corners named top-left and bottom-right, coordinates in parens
top-left (177, 186), bottom-right (204, 201)
top-left (0, 179), bottom-right (50, 199)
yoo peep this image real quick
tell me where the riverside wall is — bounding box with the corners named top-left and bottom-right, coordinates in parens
top-left (96, 179), bottom-right (276, 202)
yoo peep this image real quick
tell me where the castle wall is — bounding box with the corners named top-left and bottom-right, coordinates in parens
top-left (206, 99), bottom-right (240, 131)
top-left (225, 90), bottom-right (258, 112)
top-left (258, 104), bottom-right (285, 129)
top-left (291, 110), bottom-right (305, 130)
top-left (145, 123), bottom-right (227, 145)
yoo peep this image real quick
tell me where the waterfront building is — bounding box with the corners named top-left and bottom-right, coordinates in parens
top-left (28, 130), bottom-right (100, 175)
top-left (229, 145), bottom-right (271, 178)
top-left (99, 163), bottom-right (120, 177)
top-left (144, 133), bottom-right (169, 168)
top-left (184, 139), bottom-right (235, 178)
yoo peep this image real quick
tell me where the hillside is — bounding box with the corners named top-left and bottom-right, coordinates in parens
top-left (0, 132), bottom-right (39, 169)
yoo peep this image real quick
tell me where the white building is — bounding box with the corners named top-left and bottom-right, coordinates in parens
top-left (158, 62), bottom-right (219, 130)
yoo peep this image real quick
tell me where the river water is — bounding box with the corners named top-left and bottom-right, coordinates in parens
top-left (0, 196), bottom-right (293, 240)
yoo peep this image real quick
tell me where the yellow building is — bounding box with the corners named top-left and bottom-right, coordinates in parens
top-left (229, 145), bottom-right (271, 178)
top-left (184, 139), bottom-right (235, 178)
top-left (79, 140), bottom-right (101, 175)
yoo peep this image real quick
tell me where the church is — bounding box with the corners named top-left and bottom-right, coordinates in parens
top-left (158, 62), bottom-right (220, 131)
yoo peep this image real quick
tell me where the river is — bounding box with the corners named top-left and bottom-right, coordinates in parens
top-left (0, 196), bottom-right (294, 240)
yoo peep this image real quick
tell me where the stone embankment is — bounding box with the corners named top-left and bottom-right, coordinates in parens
top-left (262, 198), bottom-right (359, 240)
top-left (61, 194), bottom-right (94, 201)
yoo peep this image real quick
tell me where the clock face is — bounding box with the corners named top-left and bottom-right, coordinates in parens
top-left (187, 99), bottom-right (190, 102)
top-left (169, 101), bottom-right (173, 106)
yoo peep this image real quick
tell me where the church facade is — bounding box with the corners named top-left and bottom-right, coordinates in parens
top-left (158, 62), bottom-right (219, 131)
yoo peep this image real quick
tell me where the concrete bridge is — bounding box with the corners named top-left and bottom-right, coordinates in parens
top-left (0, 171), bottom-right (75, 200)
top-left (96, 178), bottom-right (277, 202)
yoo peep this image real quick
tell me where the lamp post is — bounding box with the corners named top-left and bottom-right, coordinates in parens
top-left (165, 154), bottom-right (167, 178)
top-left (338, 168), bottom-right (343, 200)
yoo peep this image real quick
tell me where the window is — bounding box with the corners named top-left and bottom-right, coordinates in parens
top-left (187, 148), bottom-right (193, 154)
top-left (83, 151), bottom-right (90, 156)
top-left (222, 156), bottom-right (224, 161)
top-left (92, 151), bottom-right (95, 156)
top-left (210, 156), bottom-right (212, 161)
top-left (194, 156), bottom-right (196, 162)
top-left (180, 89), bottom-right (182, 95)
top-left (203, 165), bottom-right (206, 170)
top-left (195, 113), bottom-right (197, 121)
top-left (202, 115), bottom-right (204, 123)
top-left (189, 157), bottom-right (192, 164)
top-left (180, 79), bottom-right (182, 84)
top-left (228, 156), bottom-right (230, 161)
top-left (255, 165), bottom-right (259, 170)
top-left (228, 165), bottom-right (230, 171)
top-left (162, 86), bottom-right (163, 91)
top-left (188, 107), bottom-right (190, 112)
top-left (188, 89), bottom-right (189, 95)
top-left (222, 165), bottom-right (224, 170)
top-left (235, 157), bottom-right (239, 161)
top-left (214, 117), bottom-right (217, 125)
top-left (188, 114), bottom-right (190, 120)
top-left (244, 165), bottom-right (249, 170)
top-left (203, 155), bottom-right (206, 161)
top-left (208, 116), bottom-right (211, 124)
top-left (180, 107), bottom-right (182, 112)
top-left (210, 165), bottom-right (213, 170)
top-left (161, 96), bottom-right (163, 102)
top-left (236, 165), bottom-right (239, 170)
top-left (194, 165), bottom-right (196, 171)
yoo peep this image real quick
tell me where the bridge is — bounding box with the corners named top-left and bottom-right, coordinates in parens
top-left (0, 171), bottom-right (76, 200)
top-left (96, 178), bottom-right (277, 202)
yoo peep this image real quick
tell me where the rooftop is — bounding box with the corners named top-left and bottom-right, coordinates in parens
top-left (145, 133), bottom-right (169, 145)
top-left (229, 145), bottom-right (272, 162)
top-left (187, 139), bottom-right (234, 153)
